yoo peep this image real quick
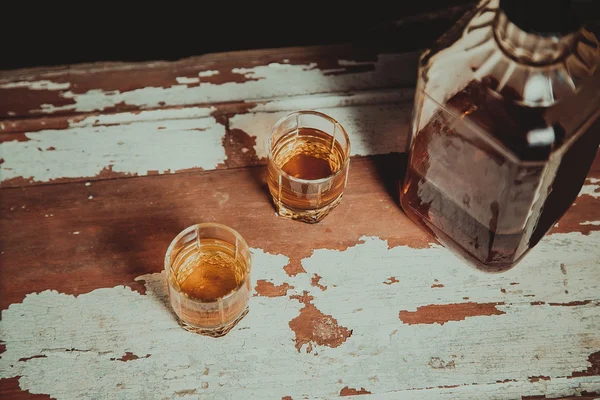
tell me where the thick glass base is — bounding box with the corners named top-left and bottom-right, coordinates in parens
top-left (400, 195), bottom-right (526, 273)
top-left (177, 307), bottom-right (249, 337)
top-left (274, 194), bottom-right (343, 224)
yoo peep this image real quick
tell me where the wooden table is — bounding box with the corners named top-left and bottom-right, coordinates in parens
top-left (1, 40), bottom-right (599, 400)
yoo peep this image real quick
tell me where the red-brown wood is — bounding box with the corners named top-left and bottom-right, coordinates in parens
top-left (0, 44), bottom-right (416, 121)
top-left (1, 152), bottom-right (598, 312)
top-left (0, 155), bottom-right (426, 310)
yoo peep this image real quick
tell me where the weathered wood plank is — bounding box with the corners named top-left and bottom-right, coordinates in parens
top-left (0, 45), bottom-right (418, 120)
top-left (0, 97), bottom-right (413, 187)
top-left (229, 101), bottom-right (413, 160)
top-left (0, 155), bottom-right (427, 310)
top-left (0, 153), bottom-right (599, 399)
top-left (1, 152), bottom-right (598, 308)
top-left (0, 88), bottom-right (413, 135)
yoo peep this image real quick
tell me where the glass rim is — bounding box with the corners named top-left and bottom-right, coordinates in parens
top-left (164, 222), bottom-right (251, 304)
top-left (267, 110), bottom-right (352, 184)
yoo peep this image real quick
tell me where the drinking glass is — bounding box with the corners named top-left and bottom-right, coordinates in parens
top-left (267, 111), bottom-right (351, 223)
top-left (165, 223), bottom-right (251, 337)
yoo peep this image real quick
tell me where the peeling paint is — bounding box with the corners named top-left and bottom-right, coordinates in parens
top-left (198, 70), bottom-right (219, 78)
top-left (383, 277), bottom-right (400, 285)
top-left (254, 280), bottom-right (292, 298)
top-left (0, 118), bottom-right (226, 183)
top-left (0, 233), bottom-right (599, 399)
top-left (289, 291), bottom-right (352, 353)
top-left (528, 376), bottom-right (551, 382)
top-left (1, 99), bottom-right (412, 185)
top-left (570, 351), bottom-right (600, 377)
top-left (243, 88), bottom-right (414, 114)
top-left (175, 77), bottom-right (200, 84)
top-left (399, 302), bottom-right (506, 325)
top-left (340, 386), bottom-right (371, 396)
top-left (579, 178), bottom-right (600, 199)
top-left (429, 357), bottom-right (456, 369)
top-left (110, 352), bottom-right (150, 362)
top-left (18, 355), bottom-right (47, 362)
top-left (8, 54), bottom-right (415, 115)
top-left (67, 106), bottom-right (216, 128)
top-left (0, 133), bottom-right (31, 143)
top-left (283, 260), bottom-right (307, 277)
top-left (229, 103), bottom-right (412, 159)
top-left (224, 128), bottom-right (260, 167)
top-left (0, 80), bottom-right (70, 90)
top-left (548, 300), bottom-right (593, 307)
top-left (311, 274), bottom-right (327, 291)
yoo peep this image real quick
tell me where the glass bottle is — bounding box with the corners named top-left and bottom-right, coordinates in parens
top-left (400, 0), bottom-right (600, 272)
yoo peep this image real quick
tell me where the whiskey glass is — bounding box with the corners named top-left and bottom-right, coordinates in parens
top-left (165, 223), bottom-right (251, 337)
top-left (267, 111), bottom-right (351, 223)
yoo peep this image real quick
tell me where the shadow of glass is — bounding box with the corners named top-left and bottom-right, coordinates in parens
top-left (371, 152), bottom-right (408, 206)
top-left (249, 165), bottom-right (276, 213)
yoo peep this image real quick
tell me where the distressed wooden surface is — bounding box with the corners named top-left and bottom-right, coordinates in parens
top-left (0, 96), bottom-right (413, 187)
top-left (0, 41), bottom-right (416, 188)
top-left (0, 44), bottom-right (417, 120)
top-left (1, 42), bottom-right (600, 400)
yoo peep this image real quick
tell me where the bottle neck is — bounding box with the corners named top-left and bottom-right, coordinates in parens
top-left (494, 10), bottom-right (579, 66)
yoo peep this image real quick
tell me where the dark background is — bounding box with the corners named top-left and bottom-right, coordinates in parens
top-left (1, 1), bottom-right (476, 70)
top-left (1, 0), bottom-right (598, 71)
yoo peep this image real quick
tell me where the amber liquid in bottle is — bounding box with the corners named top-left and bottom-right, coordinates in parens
top-left (401, 79), bottom-right (600, 272)
top-left (399, 0), bottom-right (600, 272)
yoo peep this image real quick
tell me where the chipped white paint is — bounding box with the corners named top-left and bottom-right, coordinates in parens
top-left (250, 88), bottom-right (414, 113)
top-left (0, 118), bottom-right (226, 183)
top-left (61, 90), bottom-right (411, 131)
top-left (581, 221), bottom-right (600, 226)
top-left (21, 54), bottom-right (416, 114)
top-left (230, 103), bottom-right (412, 159)
top-left (1, 101), bottom-right (411, 184)
top-left (0, 80), bottom-right (70, 90)
top-left (67, 106), bottom-right (216, 129)
top-left (1, 232), bottom-right (599, 399)
top-left (175, 77), bottom-right (200, 84)
top-left (72, 231), bottom-right (80, 235)
top-left (85, 182), bottom-right (91, 186)
top-left (198, 70), bottom-right (219, 77)
top-left (88, 196), bottom-right (93, 200)
top-left (580, 177), bottom-right (600, 199)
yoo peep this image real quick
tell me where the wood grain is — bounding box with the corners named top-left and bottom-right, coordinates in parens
top-left (0, 44), bottom-right (418, 121)
top-left (0, 98), bottom-right (413, 188)
top-left (1, 151), bottom-right (599, 398)
top-left (0, 150), bottom-right (598, 308)
top-left (0, 155), bottom-right (427, 310)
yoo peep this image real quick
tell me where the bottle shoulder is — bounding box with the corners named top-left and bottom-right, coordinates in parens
top-left (420, 0), bottom-right (600, 108)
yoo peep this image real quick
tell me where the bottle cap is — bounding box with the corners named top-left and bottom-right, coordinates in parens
top-left (500, 0), bottom-right (582, 36)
